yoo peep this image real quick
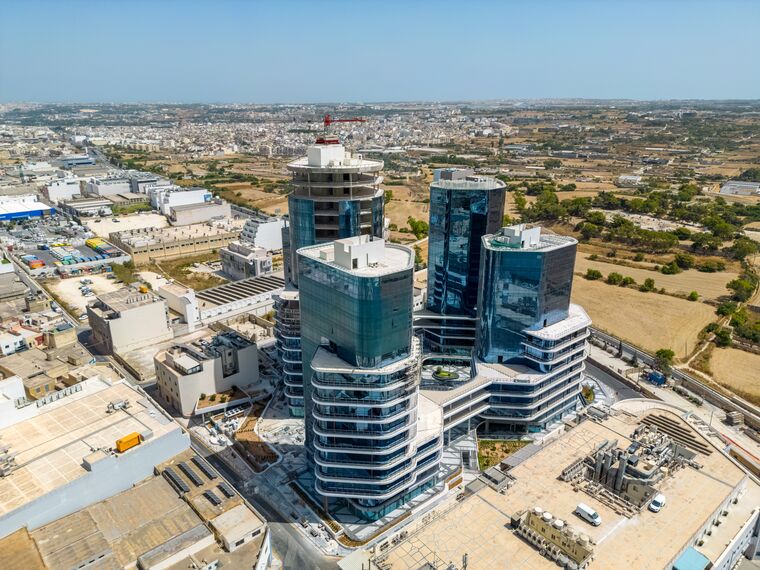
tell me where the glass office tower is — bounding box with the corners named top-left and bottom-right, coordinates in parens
top-left (473, 224), bottom-right (590, 434)
top-left (418, 169), bottom-right (505, 355)
top-left (277, 140), bottom-right (386, 416)
top-left (298, 236), bottom-right (442, 521)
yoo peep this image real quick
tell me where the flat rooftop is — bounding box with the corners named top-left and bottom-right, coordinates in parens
top-left (94, 288), bottom-right (162, 312)
top-left (380, 405), bottom-right (760, 570)
top-left (311, 337), bottom-right (421, 377)
top-left (525, 303), bottom-right (591, 341)
top-left (430, 177), bottom-right (506, 191)
top-left (0, 382), bottom-right (179, 518)
top-left (298, 240), bottom-right (413, 278)
top-left (0, 449), bottom-right (266, 570)
top-left (110, 220), bottom-right (242, 247)
top-left (196, 272), bottom-right (284, 308)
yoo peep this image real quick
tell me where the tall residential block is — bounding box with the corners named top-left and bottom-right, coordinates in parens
top-left (277, 140), bottom-right (386, 417)
top-left (298, 236), bottom-right (442, 521)
top-left (418, 169), bottom-right (505, 355)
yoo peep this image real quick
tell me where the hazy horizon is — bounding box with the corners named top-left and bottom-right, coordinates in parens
top-left (2, 0), bottom-right (759, 104)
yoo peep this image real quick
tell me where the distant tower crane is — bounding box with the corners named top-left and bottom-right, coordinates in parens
top-left (315, 113), bottom-right (366, 144)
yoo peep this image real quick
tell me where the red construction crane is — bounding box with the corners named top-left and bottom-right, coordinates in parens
top-left (323, 113), bottom-right (366, 128)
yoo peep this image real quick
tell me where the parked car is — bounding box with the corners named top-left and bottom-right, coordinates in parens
top-left (78, 314), bottom-right (88, 321)
top-left (649, 493), bottom-right (666, 513)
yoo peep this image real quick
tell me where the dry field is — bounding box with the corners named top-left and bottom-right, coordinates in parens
top-left (710, 347), bottom-right (760, 403)
top-left (571, 277), bottom-right (716, 356)
top-left (575, 256), bottom-right (737, 301)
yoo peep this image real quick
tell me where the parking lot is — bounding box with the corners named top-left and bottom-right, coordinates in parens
top-left (47, 273), bottom-right (122, 316)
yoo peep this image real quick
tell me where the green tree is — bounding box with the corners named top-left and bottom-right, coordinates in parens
top-left (654, 348), bottom-right (675, 375)
top-left (384, 189), bottom-right (394, 203)
top-left (688, 291), bottom-right (699, 301)
top-left (714, 328), bottom-right (732, 348)
top-left (727, 278), bottom-right (755, 302)
top-left (543, 158), bottom-right (562, 169)
top-left (730, 237), bottom-right (758, 260)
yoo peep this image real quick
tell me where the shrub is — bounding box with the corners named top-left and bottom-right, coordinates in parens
top-left (620, 276), bottom-right (636, 287)
top-left (639, 278), bottom-right (656, 292)
top-left (585, 269), bottom-right (603, 281)
top-left (633, 253), bottom-right (645, 262)
top-left (716, 301), bottom-right (737, 316)
top-left (704, 322), bottom-right (720, 334)
top-left (661, 262), bottom-right (681, 275)
top-left (209, 394), bottom-right (217, 402)
top-left (696, 260), bottom-right (725, 273)
top-left (688, 291), bottom-right (699, 301)
top-left (199, 393), bottom-right (206, 400)
top-left (606, 272), bottom-right (624, 285)
top-left (674, 253), bottom-right (695, 269)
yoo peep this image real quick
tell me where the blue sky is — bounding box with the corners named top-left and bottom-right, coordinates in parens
top-left (1, 0), bottom-right (758, 103)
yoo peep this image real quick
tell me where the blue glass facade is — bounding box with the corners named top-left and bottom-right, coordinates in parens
top-left (297, 239), bottom-right (442, 521)
top-left (476, 232), bottom-right (576, 364)
top-left (427, 180), bottom-right (505, 316)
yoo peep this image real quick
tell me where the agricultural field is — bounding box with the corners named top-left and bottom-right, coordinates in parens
top-left (574, 255), bottom-right (737, 301)
top-left (571, 277), bottom-right (716, 357)
top-left (710, 347), bottom-right (760, 404)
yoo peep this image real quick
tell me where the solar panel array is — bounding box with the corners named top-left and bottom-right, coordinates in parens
top-left (196, 274), bottom-right (285, 306)
top-left (217, 482), bottom-right (235, 498)
top-left (192, 456), bottom-right (218, 480)
top-left (164, 467), bottom-right (190, 493)
top-left (178, 462), bottom-right (203, 487)
top-left (204, 490), bottom-right (222, 506)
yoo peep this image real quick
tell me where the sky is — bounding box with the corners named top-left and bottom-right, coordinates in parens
top-left (1, 0), bottom-right (759, 103)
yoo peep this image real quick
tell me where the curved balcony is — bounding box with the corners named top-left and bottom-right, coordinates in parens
top-left (313, 417), bottom-right (415, 442)
top-left (315, 447), bottom-right (409, 468)
top-left (482, 389), bottom-right (580, 422)
top-left (312, 403), bottom-right (415, 425)
top-left (522, 328), bottom-right (590, 353)
top-left (314, 432), bottom-right (411, 455)
top-left (316, 447), bottom-right (442, 487)
top-left (311, 386), bottom-right (417, 407)
top-left (315, 453), bottom-right (441, 500)
top-left (284, 385), bottom-right (304, 400)
top-left (523, 342), bottom-right (587, 366)
top-left (311, 372), bottom-right (417, 391)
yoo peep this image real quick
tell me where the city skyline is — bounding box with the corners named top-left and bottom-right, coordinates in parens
top-left (2, 0), bottom-right (760, 103)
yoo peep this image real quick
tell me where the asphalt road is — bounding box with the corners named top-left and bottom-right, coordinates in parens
top-left (585, 360), bottom-right (640, 401)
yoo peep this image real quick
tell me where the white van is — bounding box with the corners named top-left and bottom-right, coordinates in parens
top-left (575, 503), bottom-right (602, 526)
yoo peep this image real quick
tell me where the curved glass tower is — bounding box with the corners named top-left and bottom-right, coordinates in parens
top-left (298, 236), bottom-right (442, 521)
top-left (276, 141), bottom-right (386, 416)
top-left (473, 224), bottom-right (590, 434)
top-left (417, 169), bottom-right (505, 355)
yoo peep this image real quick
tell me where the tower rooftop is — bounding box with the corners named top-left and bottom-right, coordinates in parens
top-left (298, 236), bottom-right (413, 277)
top-left (483, 224), bottom-right (576, 252)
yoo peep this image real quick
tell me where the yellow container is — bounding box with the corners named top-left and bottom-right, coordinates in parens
top-left (115, 432), bottom-right (142, 453)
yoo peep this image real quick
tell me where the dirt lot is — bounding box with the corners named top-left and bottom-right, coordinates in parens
top-left (710, 347), bottom-right (760, 404)
top-left (571, 277), bottom-right (716, 357)
top-left (84, 212), bottom-right (168, 237)
top-left (46, 273), bottom-right (122, 316)
top-left (575, 256), bottom-right (737, 301)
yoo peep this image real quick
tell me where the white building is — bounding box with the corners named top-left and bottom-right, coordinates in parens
top-left (239, 215), bottom-right (286, 252)
top-left (154, 330), bottom-right (260, 417)
top-left (220, 241), bottom-right (273, 280)
top-left (86, 177), bottom-right (132, 197)
top-left (0, 380), bottom-right (189, 539)
top-left (720, 180), bottom-right (760, 196)
top-left (45, 175), bottom-right (83, 204)
top-left (168, 198), bottom-right (231, 226)
top-left (149, 185), bottom-right (212, 215)
top-left (87, 288), bottom-right (173, 354)
top-left (616, 174), bottom-right (644, 188)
